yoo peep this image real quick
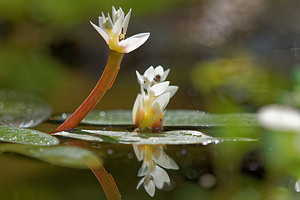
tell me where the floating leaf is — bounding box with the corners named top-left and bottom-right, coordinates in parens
top-left (0, 89), bottom-right (51, 127)
top-left (55, 131), bottom-right (103, 142)
top-left (53, 110), bottom-right (258, 127)
top-left (0, 126), bottom-right (59, 146)
top-left (0, 144), bottom-right (102, 169)
top-left (164, 110), bottom-right (258, 127)
top-left (54, 130), bottom-right (256, 145)
top-left (55, 110), bottom-right (131, 125)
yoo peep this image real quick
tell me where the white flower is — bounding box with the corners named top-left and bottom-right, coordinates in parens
top-left (133, 144), bottom-right (179, 197)
top-left (258, 104), bottom-right (300, 132)
top-left (133, 66), bottom-right (178, 130)
top-left (258, 105), bottom-right (300, 160)
top-left (141, 66), bottom-right (170, 84)
top-left (90, 6), bottom-right (150, 53)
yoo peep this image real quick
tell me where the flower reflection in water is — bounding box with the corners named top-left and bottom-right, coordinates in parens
top-left (133, 144), bottom-right (179, 197)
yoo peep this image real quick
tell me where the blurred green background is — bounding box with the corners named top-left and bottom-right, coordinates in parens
top-left (1, 0), bottom-right (299, 113)
top-left (2, 0), bottom-right (300, 199)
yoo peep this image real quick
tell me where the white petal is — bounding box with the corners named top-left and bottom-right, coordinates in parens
top-left (167, 157), bottom-right (179, 170)
top-left (101, 12), bottom-right (106, 25)
top-left (165, 85), bottom-right (178, 98)
top-left (132, 94), bottom-right (143, 126)
top-left (161, 69), bottom-right (170, 82)
top-left (122, 8), bottom-right (131, 33)
top-left (151, 165), bottom-right (170, 189)
top-left (98, 16), bottom-right (104, 29)
top-left (144, 66), bottom-right (155, 81)
top-left (154, 179), bottom-right (164, 190)
top-left (258, 104), bottom-right (300, 132)
top-left (118, 32), bottom-right (150, 53)
top-left (136, 71), bottom-right (144, 86)
top-left (136, 177), bottom-right (145, 189)
top-left (152, 92), bottom-right (170, 112)
top-left (153, 148), bottom-right (171, 168)
top-left (118, 7), bottom-right (124, 16)
top-left (112, 6), bottom-right (117, 23)
top-left (112, 15), bottom-right (123, 35)
top-left (133, 144), bottom-right (143, 161)
top-left (144, 179), bottom-right (155, 197)
top-left (140, 85), bottom-right (146, 97)
top-left (152, 146), bottom-right (163, 160)
top-left (107, 13), bottom-right (113, 28)
top-left (154, 150), bottom-right (179, 170)
top-left (154, 66), bottom-right (164, 76)
top-left (151, 102), bottom-right (162, 116)
top-left (90, 21), bottom-right (110, 44)
top-left (152, 146), bottom-right (179, 169)
top-left (150, 81), bottom-right (169, 97)
top-left (138, 160), bottom-right (148, 177)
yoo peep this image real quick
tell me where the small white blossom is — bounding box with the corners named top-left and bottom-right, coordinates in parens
top-left (258, 104), bottom-right (300, 132)
top-left (90, 6), bottom-right (150, 53)
top-left (133, 144), bottom-right (179, 197)
top-left (133, 66), bottom-right (178, 130)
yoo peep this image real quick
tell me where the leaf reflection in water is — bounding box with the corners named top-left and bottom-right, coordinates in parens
top-left (133, 144), bottom-right (178, 197)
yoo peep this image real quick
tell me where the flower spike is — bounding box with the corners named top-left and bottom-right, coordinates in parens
top-left (53, 6), bottom-right (149, 133)
top-left (90, 7), bottom-right (150, 53)
top-left (132, 66), bottom-right (178, 131)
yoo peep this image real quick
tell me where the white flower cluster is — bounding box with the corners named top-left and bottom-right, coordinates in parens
top-left (90, 6), bottom-right (150, 53)
top-left (132, 66), bottom-right (178, 130)
top-left (133, 144), bottom-right (179, 197)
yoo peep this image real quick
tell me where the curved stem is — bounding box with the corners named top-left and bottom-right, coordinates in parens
top-left (90, 165), bottom-right (121, 200)
top-left (66, 141), bottom-right (121, 200)
top-left (53, 50), bottom-right (124, 133)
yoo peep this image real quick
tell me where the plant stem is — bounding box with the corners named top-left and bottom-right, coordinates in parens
top-left (66, 141), bottom-right (121, 200)
top-left (90, 165), bottom-right (121, 200)
top-left (53, 50), bottom-right (124, 133)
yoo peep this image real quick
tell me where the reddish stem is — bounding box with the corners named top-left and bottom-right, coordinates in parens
top-left (67, 141), bottom-right (121, 200)
top-left (90, 165), bottom-right (122, 200)
top-left (53, 50), bottom-right (124, 133)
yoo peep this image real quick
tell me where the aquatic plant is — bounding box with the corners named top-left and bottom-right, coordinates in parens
top-left (54, 7), bottom-right (150, 132)
top-left (131, 66), bottom-right (179, 196)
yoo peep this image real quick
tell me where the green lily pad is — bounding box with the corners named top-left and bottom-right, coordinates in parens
top-left (0, 89), bottom-right (51, 127)
top-left (54, 130), bottom-right (256, 145)
top-left (164, 110), bottom-right (258, 127)
top-left (0, 126), bottom-right (59, 146)
top-left (55, 131), bottom-right (103, 142)
top-left (53, 110), bottom-right (258, 127)
top-left (0, 144), bottom-right (102, 169)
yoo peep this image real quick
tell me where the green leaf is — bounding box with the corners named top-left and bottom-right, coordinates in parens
top-left (55, 131), bottom-right (103, 142)
top-left (54, 130), bottom-right (256, 145)
top-left (53, 110), bottom-right (258, 127)
top-left (0, 89), bottom-right (51, 127)
top-left (165, 110), bottom-right (258, 127)
top-left (0, 144), bottom-right (102, 169)
top-left (0, 126), bottom-right (59, 146)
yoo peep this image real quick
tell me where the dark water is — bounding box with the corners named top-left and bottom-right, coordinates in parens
top-left (0, 120), bottom-right (276, 200)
